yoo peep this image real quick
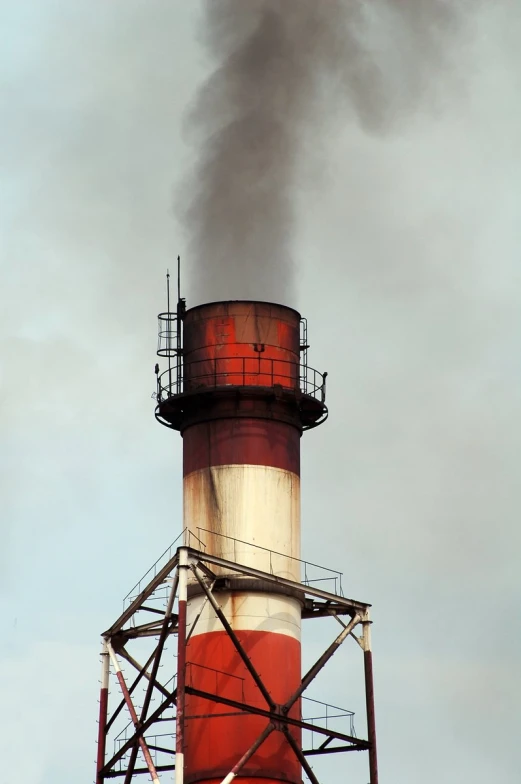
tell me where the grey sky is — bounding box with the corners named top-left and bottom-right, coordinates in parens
top-left (1, 2), bottom-right (520, 783)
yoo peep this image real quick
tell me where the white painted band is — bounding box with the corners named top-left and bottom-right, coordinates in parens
top-left (176, 751), bottom-right (184, 784)
top-left (100, 644), bottom-right (110, 690)
top-left (184, 465), bottom-right (300, 581)
top-left (106, 642), bottom-right (121, 674)
top-left (178, 547), bottom-right (188, 603)
top-left (364, 621), bottom-right (372, 653)
top-left (187, 592), bottom-right (301, 642)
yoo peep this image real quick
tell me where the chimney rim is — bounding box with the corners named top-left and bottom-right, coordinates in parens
top-left (184, 299), bottom-right (302, 320)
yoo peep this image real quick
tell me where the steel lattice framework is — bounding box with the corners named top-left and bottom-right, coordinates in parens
top-left (95, 546), bottom-right (378, 784)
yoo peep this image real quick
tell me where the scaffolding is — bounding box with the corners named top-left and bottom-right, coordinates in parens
top-left (95, 545), bottom-right (378, 784)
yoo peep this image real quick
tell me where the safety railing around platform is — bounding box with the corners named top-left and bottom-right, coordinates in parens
top-left (122, 529), bottom-right (344, 615)
top-left (156, 355), bottom-right (327, 405)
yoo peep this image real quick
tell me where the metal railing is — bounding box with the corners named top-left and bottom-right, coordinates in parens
top-left (122, 528), bottom-right (344, 614)
top-left (113, 726), bottom-right (176, 772)
top-left (110, 696), bottom-right (355, 768)
top-left (156, 354), bottom-right (327, 406)
top-left (302, 696), bottom-right (356, 747)
top-left (186, 662), bottom-right (246, 702)
top-left (122, 529), bottom-right (206, 611)
top-left (195, 528), bottom-right (344, 596)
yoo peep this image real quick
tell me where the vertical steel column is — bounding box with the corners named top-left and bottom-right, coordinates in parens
top-left (176, 547), bottom-right (189, 784)
top-left (96, 639), bottom-right (110, 784)
top-left (363, 614), bottom-right (378, 784)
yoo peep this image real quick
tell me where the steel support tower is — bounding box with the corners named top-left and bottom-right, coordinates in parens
top-left (95, 290), bottom-right (378, 784)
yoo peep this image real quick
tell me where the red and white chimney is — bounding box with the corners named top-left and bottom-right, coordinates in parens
top-left (156, 300), bottom-right (327, 784)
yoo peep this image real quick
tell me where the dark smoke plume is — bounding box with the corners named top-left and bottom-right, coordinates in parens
top-left (183, 1), bottom-right (470, 305)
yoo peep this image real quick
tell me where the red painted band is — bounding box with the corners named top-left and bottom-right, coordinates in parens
top-left (185, 629), bottom-right (301, 784)
top-left (177, 598), bottom-right (188, 759)
top-left (184, 301), bottom-right (301, 357)
top-left (183, 419), bottom-right (300, 476)
top-left (183, 302), bottom-right (301, 393)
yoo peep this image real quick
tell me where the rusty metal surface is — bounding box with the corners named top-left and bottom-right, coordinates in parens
top-left (183, 301), bottom-right (301, 355)
top-left (155, 298), bottom-right (328, 433)
top-left (183, 418), bottom-right (300, 476)
top-left (183, 302), bottom-right (300, 393)
top-left (155, 299), bottom-right (327, 432)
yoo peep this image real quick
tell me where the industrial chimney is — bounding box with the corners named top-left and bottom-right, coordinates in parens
top-left (155, 296), bottom-right (327, 784)
top-left (95, 276), bottom-right (377, 784)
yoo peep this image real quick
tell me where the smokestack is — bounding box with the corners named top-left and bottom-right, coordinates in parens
top-left (96, 288), bottom-right (376, 783)
top-left (156, 299), bottom-right (327, 783)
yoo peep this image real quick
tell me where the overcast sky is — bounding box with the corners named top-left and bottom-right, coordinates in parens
top-left (1, 2), bottom-right (520, 783)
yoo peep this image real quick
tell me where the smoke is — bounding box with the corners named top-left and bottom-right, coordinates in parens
top-left (183, 1), bottom-right (472, 305)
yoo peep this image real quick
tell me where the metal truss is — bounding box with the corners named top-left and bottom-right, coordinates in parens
top-left (96, 547), bottom-right (379, 784)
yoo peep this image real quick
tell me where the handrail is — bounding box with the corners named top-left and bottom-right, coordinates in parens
top-left (302, 695), bottom-right (354, 716)
top-left (195, 527), bottom-right (343, 596)
top-left (302, 696), bottom-right (356, 741)
top-left (114, 727), bottom-right (175, 769)
top-left (122, 528), bottom-right (206, 609)
top-left (122, 528), bottom-right (345, 612)
top-left (156, 354), bottom-right (326, 405)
